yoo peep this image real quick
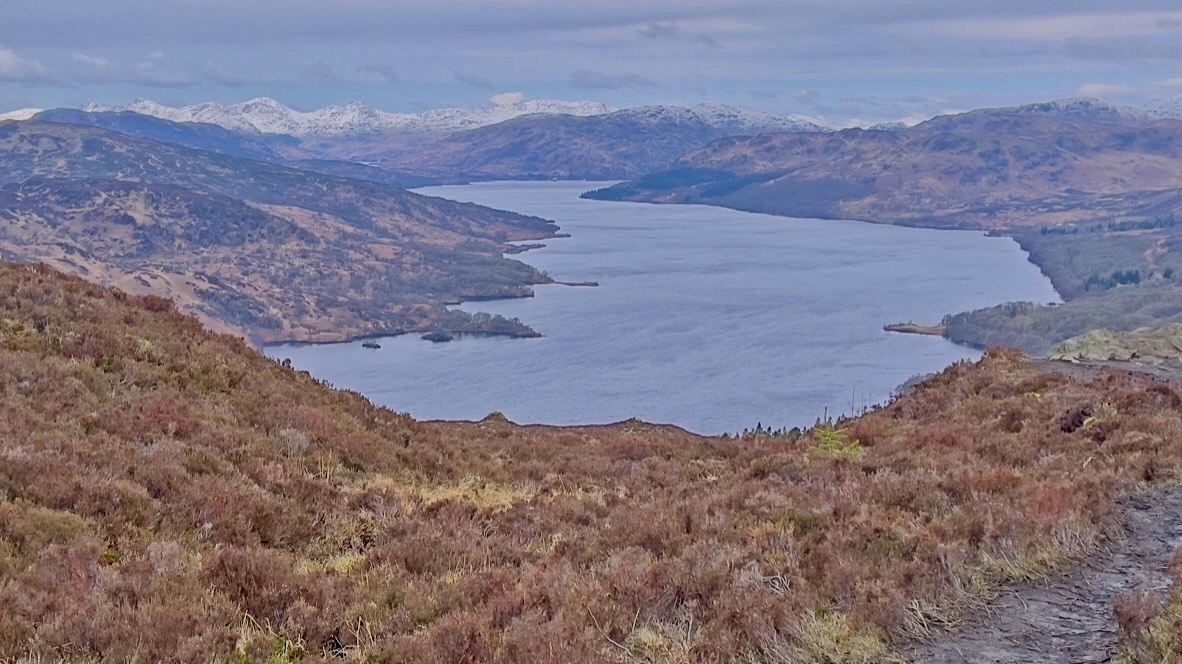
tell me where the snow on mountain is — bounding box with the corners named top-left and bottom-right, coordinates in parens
top-left (0, 108), bottom-right (42, 121)
top-left (993, 97), bottom-right (1182, 123)
top-left (603, 102), bottom-right (825, 133)
top-left (1143, 96), bottom-right (1182, 120)
top-left (85, 97), bottom-right (830, 137)
top-left (87, 97), bottom-right (615, 138)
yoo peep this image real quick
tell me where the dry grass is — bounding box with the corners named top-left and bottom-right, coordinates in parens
top-left (2, 261), bottom-right (1182, 662)
top-left (1115, 551), bottom-right (1182, 663)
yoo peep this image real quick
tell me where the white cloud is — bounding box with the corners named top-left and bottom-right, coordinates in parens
top-left (0, 46), bottom-right (51, 82)
top-left (1078, 82), bottom-right (1135, 96)
top-left (72, 52), bottom-right (108, 67)
top-left (489, 91), bottom-right (525, 106)
top-left (917, 10), bottom-right (1181, 41)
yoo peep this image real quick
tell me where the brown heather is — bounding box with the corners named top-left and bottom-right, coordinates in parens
top-left (1, 260), bottom-right (1181, 662)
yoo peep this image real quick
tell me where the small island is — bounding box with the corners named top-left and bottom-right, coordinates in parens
top-left (883, 322), bottom-right (947, 337)
top-left (361, 341), bottom-right (382, 349)
top-left (415, 310), bottom-right (543, 343)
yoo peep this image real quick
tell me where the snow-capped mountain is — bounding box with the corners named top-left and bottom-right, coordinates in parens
top-left (0, 108), bottom-right (42, 122)
top-left (84, 97), bottom-right (826, 138)
top-left (994, 97), bottom-right (1182, 123)
top-left (615, 103), bottom-right (826, 133)
top-left (86, 97), bottom-right (616, 138)
top-left (1143, 95), bottom-right (1182, 120)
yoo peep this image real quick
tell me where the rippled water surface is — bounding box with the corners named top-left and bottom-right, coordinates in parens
top-left (267, 181), bottom-right (1059, 434)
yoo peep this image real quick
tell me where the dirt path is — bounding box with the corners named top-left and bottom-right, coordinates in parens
top-left (910, 487), bottom-right (1182, 663)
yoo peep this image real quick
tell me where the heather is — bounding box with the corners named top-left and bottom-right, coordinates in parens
top-left (2, 261), bottom-right (1181, 662)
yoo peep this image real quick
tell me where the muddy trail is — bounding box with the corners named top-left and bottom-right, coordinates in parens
top-left (910, 484), bottom-right (1182, 663)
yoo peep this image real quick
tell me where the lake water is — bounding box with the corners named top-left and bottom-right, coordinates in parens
top-left (267, 181), bottom-right (1059, 435)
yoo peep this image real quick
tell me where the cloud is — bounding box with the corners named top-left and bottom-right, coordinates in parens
top-left (489, 91), bottom-right (525, 106)
top-left (300, 61), bottom-right (341, 82)
top-left (694, 33), bottom-right (720, 47)
top-left (72, 52), bottom-right (108, 68)
top-left (196, 63), bottom-right (251, 87)
top-left (793, 88), bottom-right (822, 103)
top-left (0, 46), bottom-right (53, 83)
top-left (1078, 82), bottom-right (1136, 96)
top-left (569, 69), bottom-right (654, 90)
top-left (1164, 78), bottom-right (1182, 88)
top-left (1063, 36), bottom-right (1181, 62)
top-left (360, 63), bottom-right (400, 83)
top-left (749, 89), bottom-right (778, 99)
top-left (637, 22), bottom-right (678, 39)
top-left (917, 11), bottom-right (1182, 41)
top-left (454, 70), bottom-right (494, 88)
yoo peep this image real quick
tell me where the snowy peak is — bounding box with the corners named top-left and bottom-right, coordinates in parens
top-left (980, 97), bottom-right (1182, 124)
top-left (610, 103), bottom-right (826, 133)
top-left (1143, 95), bottom-right (1182, 120)
top-left (0, 108), bottom-right (43, 122)
top-left (85, 97), bottom-right (824, 138)
top-left (90, 97), bottom-right (616, 138)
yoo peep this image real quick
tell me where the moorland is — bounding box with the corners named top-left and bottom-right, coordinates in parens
top-left (2, 261), bottom-right (1180, 662)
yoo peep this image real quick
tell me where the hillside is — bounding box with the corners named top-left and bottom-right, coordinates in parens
top-left (585, 108), bottom-right (1182, 230)
top-left (2, 261), bottom-right (1181, 662)
top-left (30, 111), bottom-right (440, 189)
top-left (378, 106), bottom-right (825, 180)
top-left (0, 121), bottom-right (559, 343)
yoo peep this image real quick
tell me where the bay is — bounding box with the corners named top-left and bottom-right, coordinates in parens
top-left (267, 181), bottom-right (1059, 435)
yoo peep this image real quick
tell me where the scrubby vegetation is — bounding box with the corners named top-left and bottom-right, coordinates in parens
top-left (940, 222), bottom-right (1182, 354)
top-left (1115, 552), bottom-right (1182, 663)
top-left (942, 288), bottom-right (1182, 354)
top-left (435, 310), bottom-right (540, 338)
top-left (3, 260), bottom-right (1182, 662)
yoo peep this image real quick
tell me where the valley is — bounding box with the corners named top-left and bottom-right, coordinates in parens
top-left (2, 91), bottom-right (1181, 662)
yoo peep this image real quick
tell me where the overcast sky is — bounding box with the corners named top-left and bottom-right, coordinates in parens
top-left (1, 0), bottom-right (1178, 122)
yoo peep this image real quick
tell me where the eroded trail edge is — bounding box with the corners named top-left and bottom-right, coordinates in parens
top-left (912, 487), bottom-right (1182, 664)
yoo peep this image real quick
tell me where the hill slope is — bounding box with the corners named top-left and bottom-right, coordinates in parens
top-left (2, 262), bottom-right (1181, 661)
top-left (30, 110), bottom-right (439, 189)
top-left (586, 109), bottom-right (1182, 230)
top-left (0, 121), bottom-right (558, 342)
top-left (379, 106), bottom-right (825, 179)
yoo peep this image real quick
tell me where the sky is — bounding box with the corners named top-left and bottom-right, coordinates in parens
top-left (0, 0), bottom-right (1179, 123)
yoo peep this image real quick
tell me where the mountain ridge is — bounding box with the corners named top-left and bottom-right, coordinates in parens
top-left (82, 96), bottom-right (825, 138)
top-left (56, 95), bottom-right (1182, 138)
top-left (584, 109), bottom-right (1182, 231)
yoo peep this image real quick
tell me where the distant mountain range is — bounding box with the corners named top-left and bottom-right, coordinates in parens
top-left (586, 103), bottom-right (1182, 230)
top-left (79, 97), bottom-right (822, 138)
top-left (12, 94), bottom-right (1167, 137)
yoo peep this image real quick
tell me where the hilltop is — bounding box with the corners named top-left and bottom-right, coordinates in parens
top-left (0, 121), bottom-right (557, 343)
top-left (1, 261), bottom-right (1180, 662)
